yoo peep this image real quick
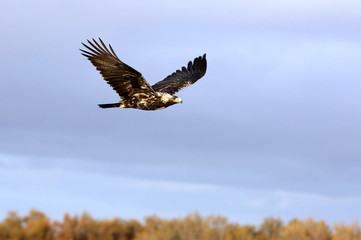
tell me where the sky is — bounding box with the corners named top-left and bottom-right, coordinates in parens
top-left (1, 0), bottom-right (361, 225)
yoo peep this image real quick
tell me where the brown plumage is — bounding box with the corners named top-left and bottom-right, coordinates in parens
top-left (80, 38), bottom-right (207, 111)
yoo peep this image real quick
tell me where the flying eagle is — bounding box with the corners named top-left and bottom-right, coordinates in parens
top-left (80, 38), bottom-right (207, 111)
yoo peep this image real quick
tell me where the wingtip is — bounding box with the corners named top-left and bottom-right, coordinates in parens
top-left (98, 37), bottom-right (105, 46)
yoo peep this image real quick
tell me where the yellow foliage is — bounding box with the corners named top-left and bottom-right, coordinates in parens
top-left (0, 210), bottom-right (359, 240)
top-left (280, 218), bottom-right (331, 240)
top-left (333, 221), bottom-right (361, 240)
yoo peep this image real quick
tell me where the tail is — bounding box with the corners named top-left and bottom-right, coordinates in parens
top-left (98, 103), bottom-right (122, 108)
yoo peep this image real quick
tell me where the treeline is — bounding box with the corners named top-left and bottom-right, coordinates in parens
top-left (0, 210), bottom-right (360, 240)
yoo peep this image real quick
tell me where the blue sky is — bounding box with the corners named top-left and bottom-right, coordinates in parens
top-left (1, 0), bottom-right (361, 225)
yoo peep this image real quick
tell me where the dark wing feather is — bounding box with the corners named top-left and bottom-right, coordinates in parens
top-left (80, 38), bottom-right (155, 99)
top-left (152, 54), bottom-right (207, 95)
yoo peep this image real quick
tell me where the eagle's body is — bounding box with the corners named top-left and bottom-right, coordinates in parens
top-left (100, 92), bottom-right (181, 110)
top-left (80, 38), bottom-right (207, 111)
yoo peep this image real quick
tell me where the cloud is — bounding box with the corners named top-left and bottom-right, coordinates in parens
top-left (0, 154), bottom-right (217, 193)
top-left (272, 190), bottom-right (361, 211)
top-left (246, 198), bottom-right (268, 208)
top-left (1, 153), bottom-right (361, 224)
top-left (122, 179), bottom-right (217, 192)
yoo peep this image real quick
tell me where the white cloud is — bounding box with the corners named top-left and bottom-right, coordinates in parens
top-left (245, 198), bottom-right (268, 208)
top-left (272, 190), bottom-right (361, 210)
top-left (0, 154), bottom-right (217, 193)
top-left (121, 178), bottom-right (217, 192)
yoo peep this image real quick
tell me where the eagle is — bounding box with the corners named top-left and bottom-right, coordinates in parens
top-left (80, 38), bottom-right (207, 111)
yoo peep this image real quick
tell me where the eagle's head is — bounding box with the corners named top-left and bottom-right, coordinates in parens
top-left (160, 93), bottom-right (182, 105)
top-left (173, 96), bottom-right (183, 104)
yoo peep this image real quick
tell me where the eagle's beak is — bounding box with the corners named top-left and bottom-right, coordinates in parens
top-left (175, 97), bottom-right (182, 103)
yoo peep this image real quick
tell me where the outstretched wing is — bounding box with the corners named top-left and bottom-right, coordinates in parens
top-left (152, 54), bottom-right (207, 95)
top-left (80, 38), bottom-right (155, 99)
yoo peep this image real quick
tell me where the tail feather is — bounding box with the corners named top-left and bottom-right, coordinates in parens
top-left (98, 103), bottom-right (122, 108)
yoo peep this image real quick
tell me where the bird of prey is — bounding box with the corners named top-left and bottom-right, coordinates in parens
top-left (80, 38), bottom-right (207, 111)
